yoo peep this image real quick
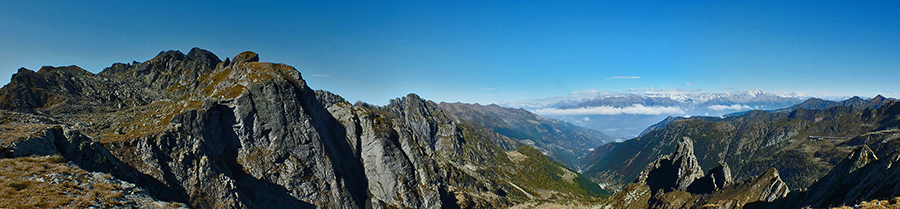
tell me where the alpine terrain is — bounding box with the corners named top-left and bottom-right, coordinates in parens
top-left (2, 48), bottom-right (900, 209)
top-left (0, 48), bottom-right (608, 208)
top-left (585, 95), bottom-right (900, 208)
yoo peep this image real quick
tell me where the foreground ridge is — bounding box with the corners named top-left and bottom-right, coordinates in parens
top-left (0, 48), bottom-right (606, 208)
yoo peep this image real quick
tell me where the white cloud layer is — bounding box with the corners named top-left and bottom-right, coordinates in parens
top-left (708, 104), bottom-right (751, 111)
top-left (607, 76), bottom-right (640, 80)
top-left (534, 104), bottom-right (685, 115)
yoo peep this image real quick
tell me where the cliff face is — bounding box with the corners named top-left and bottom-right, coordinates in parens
top-left (0, 48), bottom-right (606, 208)
top-left (635, 137), bottom-right (704, 193)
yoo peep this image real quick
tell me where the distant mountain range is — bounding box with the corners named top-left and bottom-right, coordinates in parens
top-left (580, 95), bottom-right (898, 192)
top-left (501, 90), bottom-right (808, 138)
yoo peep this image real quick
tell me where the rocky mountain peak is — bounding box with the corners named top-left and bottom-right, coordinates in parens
top-left (151, 50), bottom-right (187, 62)
top-left (709, 162), bottom-right (733, 190)
top-left (748, 89), bottom-right (764, 96)
top-left (636, 136), bottom-right (703, 193)
top-left (35, 65), bottom-right (91, 76)
top-left (685, 162), bottom-right (734, 194)
top-left (673, 136), bottom-right (697, 161)
top-left (232, 51), bottom-right (259, 64)
top-left (186, 47), bottom-right (221, 68)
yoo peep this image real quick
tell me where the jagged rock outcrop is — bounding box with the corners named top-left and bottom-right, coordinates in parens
top-left (707, 168), bottom-right (789, 208)
top-left (752, 169), bottom-right (791, 202)
top-left (602, 136), bottom-right (790, 209)
top-left (0, 48), bottom-right (607, 208)
top-left (686, 162), bottom-right (733, 194)
top-left (636, 137), bottom-right (704, 193)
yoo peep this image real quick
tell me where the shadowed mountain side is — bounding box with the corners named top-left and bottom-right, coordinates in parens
top-left (754, 144), bottom-right (900, 208)
top-left (439, 102), bottom-right (612, 170)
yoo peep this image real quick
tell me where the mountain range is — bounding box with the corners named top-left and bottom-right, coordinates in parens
top-left (2, 48), bottom-right (899, 208)
top-left (591, 94), bottom-right (900, 208)
top-left (502, 90), bottom-right (807, 139)
top-left (580, 95), bottom-right (898, 192)
top-left (0, 48), bottom-right (607, 208)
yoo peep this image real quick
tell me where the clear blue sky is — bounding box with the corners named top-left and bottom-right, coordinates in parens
top-left (2, 1), bottom-right (898, 104)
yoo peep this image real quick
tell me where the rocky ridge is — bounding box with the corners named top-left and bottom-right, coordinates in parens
top-left (635, 137), bottom-right (704, 193)
top-left (581, 96), bottom-right (900, 191)
top-left (0, 48), bottom-right (606, 208)
top-left (600, 137), bottom-right (790, 209)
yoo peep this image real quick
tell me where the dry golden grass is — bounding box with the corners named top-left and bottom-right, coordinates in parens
top-left (826, 197), bottom-right (900, 209)
top-left (0, 155), bottom-right (125, 208)
top-left (0, 124), bottom-right (59, 147)
top-left (86, 100), bottom-right (201, 143)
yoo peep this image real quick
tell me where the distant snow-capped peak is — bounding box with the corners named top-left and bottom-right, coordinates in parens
top-left (500, 89), bottom-right (807, 111)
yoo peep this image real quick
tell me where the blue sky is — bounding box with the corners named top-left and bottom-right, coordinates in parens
top-left (1, 1), bottom-right (898, 105)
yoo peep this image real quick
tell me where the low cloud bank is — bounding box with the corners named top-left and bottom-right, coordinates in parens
top-left (534, 104), bottom-right (685, 115)
top-left (607, 76), bottom-right (640, 80)
top-left (708, 104), bottom-right (751, 111)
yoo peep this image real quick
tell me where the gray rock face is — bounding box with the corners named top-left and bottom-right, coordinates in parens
top-left (748, 168), bottom-right (791, 202)
top-left (636, 137), bottom-right (703, 193)
top-left (711, 162), bottom-right (733, 189)
top-left (686, 162), bottom-right (733, 194)
top-left (0, 48), bottom-right (606, 208)
top-left (320, 93), bottom-right (455, 208)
